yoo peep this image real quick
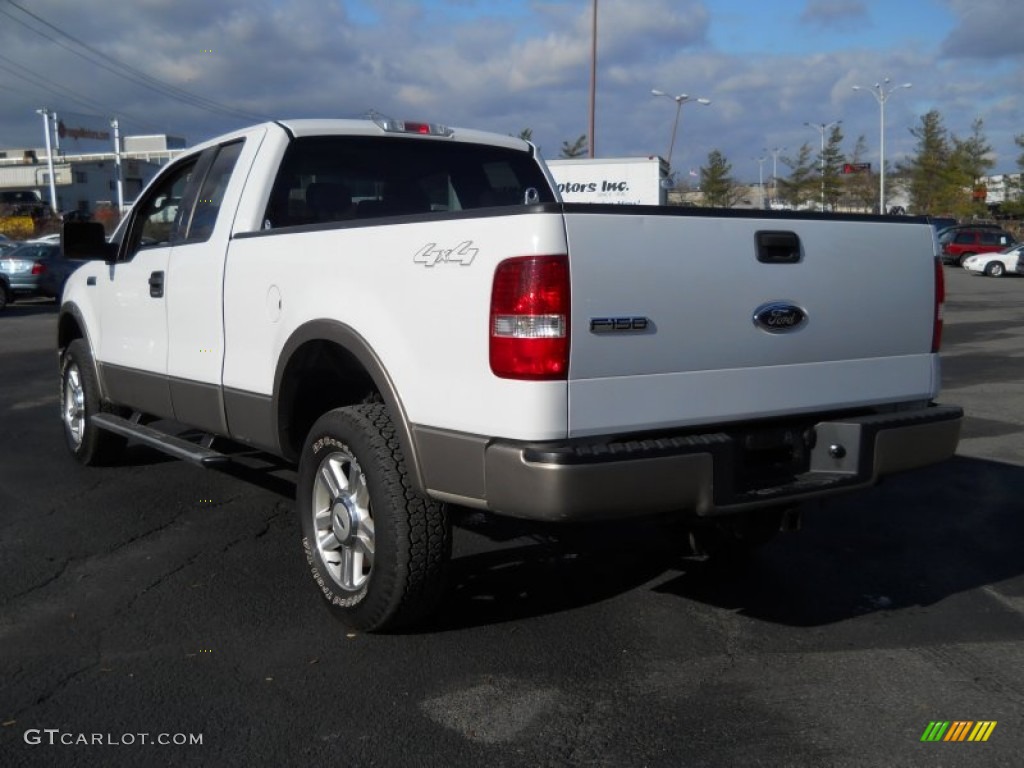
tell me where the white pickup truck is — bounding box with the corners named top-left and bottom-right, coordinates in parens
top-left (58, 117), bottom-right (962, 631)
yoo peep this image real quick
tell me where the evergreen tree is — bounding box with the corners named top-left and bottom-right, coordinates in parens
top-left (843, 134), bottom-right (877, 212)
top-left (777, 143), bottom-right (816, 209)
top-left (1003, 134), bottom-right (1024, 216)
top-left (821, 123), bottom-right (846, 211)
top-left (559, 135), bottom-right (588, 158)
top-left (700, 149), bottom-right (740, 207)
top-left (896, 110), bottom-right (960, 215)
top-left (950, 118), bottom-right (994, 217)
top-left (517, 128), bottom-right (534, 142)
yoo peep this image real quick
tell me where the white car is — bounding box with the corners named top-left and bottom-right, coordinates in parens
top-left (962, 245), bottom-right (1022, 277)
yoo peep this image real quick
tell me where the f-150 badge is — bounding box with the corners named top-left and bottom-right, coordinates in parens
top-left (413, 240), bottom-right (478, 267)
top-left (753, 302), bottom-right (807, 333)
top-left (590, 317), bottom-right (650, 333)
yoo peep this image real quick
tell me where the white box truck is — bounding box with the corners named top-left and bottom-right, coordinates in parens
top-left (546, 156), bottom-right (669, 205)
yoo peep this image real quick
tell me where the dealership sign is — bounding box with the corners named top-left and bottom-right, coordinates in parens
top-left (56, 112), bottom-right (112, 150)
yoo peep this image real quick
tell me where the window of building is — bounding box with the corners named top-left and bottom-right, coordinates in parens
top-left (75, 171), bottom-right (88, 184)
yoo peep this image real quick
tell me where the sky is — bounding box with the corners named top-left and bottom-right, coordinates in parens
top-left (0, 0), bottom-right (1023, 181)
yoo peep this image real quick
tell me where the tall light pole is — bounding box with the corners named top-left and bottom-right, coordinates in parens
top-left (765, 146), bottom-right (785, 205)
top-left (36, 108), bottom-right (58, 214)
top-left (805, 120), bottom-right (841, 210)
top-left (588, 0), bottom-right (597, 158)
top-left (754, 156), bottom-right (766, 209)
top-left (852, 77), bottom-right (912, 214)
top-left (651, 89), bottom-right (711, 175)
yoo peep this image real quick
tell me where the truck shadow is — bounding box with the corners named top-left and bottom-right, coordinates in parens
top-left (427, 456), bottom-right (1024, 632)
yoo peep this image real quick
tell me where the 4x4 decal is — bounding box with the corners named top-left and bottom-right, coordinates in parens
top-left (413, 240), bottom-right (478, 267)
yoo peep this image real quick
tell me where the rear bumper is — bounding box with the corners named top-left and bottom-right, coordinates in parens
top-left (422, 405), bottom-right (962, 522)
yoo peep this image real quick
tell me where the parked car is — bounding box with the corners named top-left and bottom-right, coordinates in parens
top-left (938, 226), bottom-right (1016, 266)
top-left (927, 216), bottom-right (958, 235)
top-left (962, 244), bottom-right (1022, 277)
top-left (0, 241), bottom-right (86, 307)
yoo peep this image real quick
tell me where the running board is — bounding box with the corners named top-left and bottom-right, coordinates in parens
top-left (91, 413), bottom-right (229, 466)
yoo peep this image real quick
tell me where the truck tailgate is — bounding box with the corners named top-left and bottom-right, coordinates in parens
top-left (564, 208), bottom-right (940, 437)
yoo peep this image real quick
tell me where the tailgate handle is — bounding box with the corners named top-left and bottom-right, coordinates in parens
top-left (756, 231), bottom-right (801, 264)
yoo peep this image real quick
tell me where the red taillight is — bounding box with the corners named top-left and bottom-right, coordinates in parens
top-left (490, 255), bottom-right (570, 380)
top-left (31, 261), bottom-right (47, 275)
top-left (932, 257), bottom-right (945, 352)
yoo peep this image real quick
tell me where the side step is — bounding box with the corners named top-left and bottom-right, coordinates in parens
top-left (91, 413), bottom-right (229, 466)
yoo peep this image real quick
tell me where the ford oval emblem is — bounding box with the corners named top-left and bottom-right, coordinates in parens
top-left (753, 302), bottom-right (807, 333)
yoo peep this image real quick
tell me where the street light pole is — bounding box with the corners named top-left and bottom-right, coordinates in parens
top-left (651, 89), bottom-right (711, 176)
top-left (805, 120), bottom-right (841, 210)
top-left (754, 156), bottom-right (766, 209)
top-left (765, 146), bottom-right (785, 206)
top-left (852, 77), bottom-right (912, 214)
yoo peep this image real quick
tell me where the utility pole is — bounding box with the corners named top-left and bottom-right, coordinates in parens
top-left (111, 118), bottom-right (124, 213)
top-left (36, 108), bottom-right (58, 214)
top-left (588, 0), bottom-right (597, 158)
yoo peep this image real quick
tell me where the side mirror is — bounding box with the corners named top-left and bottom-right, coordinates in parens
top-left (62, 221), bottom-right (116, 262)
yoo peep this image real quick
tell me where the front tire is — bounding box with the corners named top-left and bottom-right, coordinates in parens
top-left (60, 339), bottom-right (127, 465)
top-left (297, 404), bottom-right (451, 632)
top-left (985, 262), bottom-right (1005, 277)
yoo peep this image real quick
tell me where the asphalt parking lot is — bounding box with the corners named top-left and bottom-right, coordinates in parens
top-left (1, 266), bottom-right (1022, 767)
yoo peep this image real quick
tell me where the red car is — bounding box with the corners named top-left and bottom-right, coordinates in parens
top-left (939, 226), bottom-right (1016, 266)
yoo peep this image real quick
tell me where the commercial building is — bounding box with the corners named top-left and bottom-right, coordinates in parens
top-left (0, 134), bottom-right (186, 216)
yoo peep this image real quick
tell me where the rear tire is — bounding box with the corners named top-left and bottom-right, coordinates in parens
top-left (60, 339), bottom-right (127, 465)
top-left (297, 404), bottom-right (451, 632)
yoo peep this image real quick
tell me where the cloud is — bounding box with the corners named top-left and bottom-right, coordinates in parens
top-left (799, 0), bottom-right (869, 29)
top-left (939, 0), bottom-right (1024, 59)
top-left (0, 0), bottom-right (1022, 180)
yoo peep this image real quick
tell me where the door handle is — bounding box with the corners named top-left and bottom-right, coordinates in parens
top-left (149, 270), bottom-right (164, 298)
top-left (87, 276), bottom-right (96, 286)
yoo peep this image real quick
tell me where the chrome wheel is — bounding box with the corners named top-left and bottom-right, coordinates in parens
top-left (63, 363), bottom-right (86, 449)
top-left (311, 448), bottom-right (375, 591)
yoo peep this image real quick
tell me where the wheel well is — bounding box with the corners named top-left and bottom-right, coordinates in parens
top-left (277, 340), bottom-right (380, 460)
top-left (57, 312), bottom-right (84, 352)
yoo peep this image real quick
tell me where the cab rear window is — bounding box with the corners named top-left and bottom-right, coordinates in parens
top-left (264, 136), bottom-right (553, 229)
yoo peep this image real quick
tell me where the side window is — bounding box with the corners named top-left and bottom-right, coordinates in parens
top-left (186, 141), bottom-right (243, 242)
top-left (124, 158), bottom-right (200, 259)
top-left (954, 232), bottom-right (974, 244)
top-left (981, 232), bottom-right (999, 245)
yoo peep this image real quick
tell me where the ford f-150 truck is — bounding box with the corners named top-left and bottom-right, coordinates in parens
top-left (58, 117), bottom-right (962, 631)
